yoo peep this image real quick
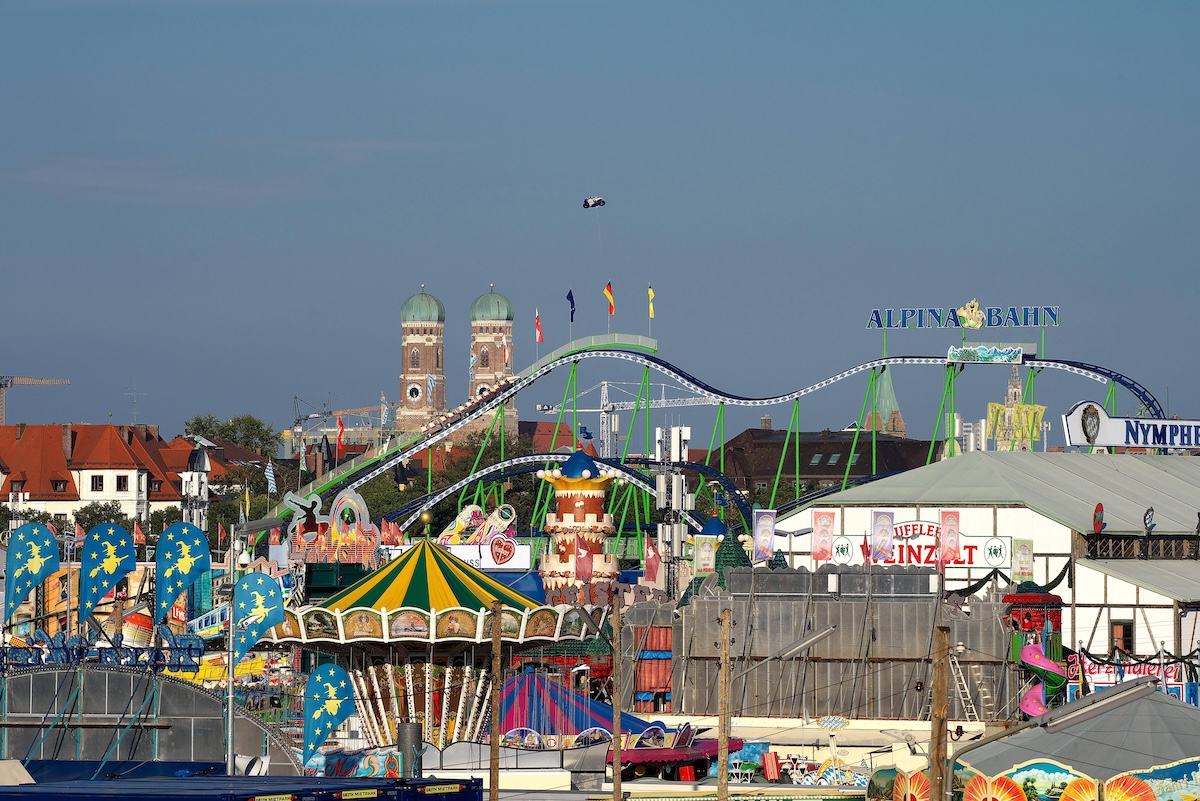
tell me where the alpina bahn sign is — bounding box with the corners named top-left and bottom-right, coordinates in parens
top-left (866, 299), bottom-right (1059, 330)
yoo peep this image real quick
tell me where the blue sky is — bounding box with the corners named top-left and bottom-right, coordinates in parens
top-left (2, 1), bottom-right (1197, 449)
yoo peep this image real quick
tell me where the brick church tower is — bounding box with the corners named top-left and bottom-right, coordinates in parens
top-left (396, 285), bottom-right (447, 435)
top-left (463, 285), bottom-right (518, 436)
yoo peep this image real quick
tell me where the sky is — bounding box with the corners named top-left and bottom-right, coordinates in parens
top-left (2, 1), bottom-right (1198, 452)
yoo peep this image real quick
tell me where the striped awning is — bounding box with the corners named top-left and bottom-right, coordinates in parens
top-left (320, 539), bottom-right (539, 613)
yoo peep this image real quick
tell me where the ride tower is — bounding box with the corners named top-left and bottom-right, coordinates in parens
top-left (397, 286), bottom-right (447, 435)
top-left (537, 448), bottom-right (621, 591)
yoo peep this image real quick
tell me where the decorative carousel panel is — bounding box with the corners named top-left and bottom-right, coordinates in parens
top-left (272, 611), bottom-right (303, 640)
top-left (302, 608), bottom-right (342, 641)
top-left (559, 607), bottom-right (589, 640)
top-left (342, 608), bottom-right (385, 640)
top-left (894, 769), bottom-right (931, 801)
top-left (524, 608), bottom-right (559, 641)
top-left (435, 609), bottom-right (479, 641)
top-left (389, 609), bottom-right (431, 641)
top-left (481, 607), bottom-right (523, 641)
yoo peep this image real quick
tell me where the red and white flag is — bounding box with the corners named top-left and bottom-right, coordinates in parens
top-left (133, 521), bottom-right (146, 546)
top-left (574, 533), bottom-right (592, 581)
top-left (218, 522), bottom-right (227, 547)
top-left (535, 309), bottom-right (544, 343)
top-left (336, 415), bottom-right (345, 457)
top-left (645, 539), bottom-right (661, 583)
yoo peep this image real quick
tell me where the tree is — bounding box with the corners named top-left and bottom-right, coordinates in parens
top-left (185, 413), bottom-right (283, 457)
top-left (73, 501), bottom-right (127, 534)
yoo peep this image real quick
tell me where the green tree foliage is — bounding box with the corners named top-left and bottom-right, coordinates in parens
top-left (185, 413), bottom-right (283, 457)
top-left (148, 506), bottom-right (183, 535)
top-left (73, 501), bottom-right (127, 533)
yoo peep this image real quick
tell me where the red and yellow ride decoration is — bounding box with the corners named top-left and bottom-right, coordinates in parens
top-left (537, 448), bottom-right (623, 591)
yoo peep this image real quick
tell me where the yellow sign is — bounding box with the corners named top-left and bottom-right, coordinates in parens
top-left (420, 785), bottom-right (463, 795)
top-left (340, 791), bottom-right (379, 799)
top-left (252, 795), bottom-right (294, 801)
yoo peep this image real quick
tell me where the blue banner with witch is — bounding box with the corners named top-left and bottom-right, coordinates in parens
top-left (5, 522), bottom-right (60, 623)
top-left (154, 522), bottom-right (211, 623)
top-left (303, 663), bottom-right (355, 766)
top-left (231, 572), bottom-right (285, 666)
top-left (78, 523), bottom-right (136, 625)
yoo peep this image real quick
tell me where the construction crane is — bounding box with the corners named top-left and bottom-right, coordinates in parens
top-left (0, 376), bottom-right (70, 426)
top-left (286, 394), bottom-right (395, 453)
top-left (537, 381), bottom-right (718, 458)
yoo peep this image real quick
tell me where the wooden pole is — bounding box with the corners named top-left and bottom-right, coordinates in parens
top-left (611, 593), bottom-right (623, 801)
top-left (931, 625), bottom-right (950, 801)
top-left (490, 600), bottom-right (502, 801)
top-left (718, 607), bottom-right (731, 801)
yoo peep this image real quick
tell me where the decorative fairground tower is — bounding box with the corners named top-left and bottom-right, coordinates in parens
top-left (537, 448), bottom-right (622, 591)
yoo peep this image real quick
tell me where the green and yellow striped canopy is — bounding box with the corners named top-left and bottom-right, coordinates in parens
top-left (321, 539), bottom-right (539, 613)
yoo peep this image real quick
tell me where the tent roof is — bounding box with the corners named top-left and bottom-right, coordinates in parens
top-left (498, 673), bottom-right (649, 736)
top-left (786, 452), bottom-right (1200, 536)
top-left (961, 678), bottom-right (1200, 780)
top-left (321, 539), bottom-right (540, 613)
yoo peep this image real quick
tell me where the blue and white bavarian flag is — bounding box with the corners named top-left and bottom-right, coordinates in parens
top-left (303, 663), bottom-right (355, 765)
top-left (79, 523), bottom-right (136, 626)
top-left (5, 522), bottom-right (60, 623)
top-left (154, 522), bottom-right (212, 624)
top-left (231, 571), bottom-right (285, 666)
top-left (265, 460), bottom-right (277, 495)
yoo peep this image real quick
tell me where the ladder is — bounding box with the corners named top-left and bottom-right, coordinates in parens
top-left (950, 653), bottom-right (980, 722)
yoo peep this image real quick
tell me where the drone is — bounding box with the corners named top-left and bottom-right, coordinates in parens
top-left (582, 196), bottom-right (605, 208)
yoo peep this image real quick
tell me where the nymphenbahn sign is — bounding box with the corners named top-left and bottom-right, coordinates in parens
top-left (1062, 400), bottom-right (1200, 449)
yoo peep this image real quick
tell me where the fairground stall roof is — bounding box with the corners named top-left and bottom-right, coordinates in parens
top-left (265, 540), bottom-right (608, 647)
top-left (787, 452), bottom-right (1200, 536)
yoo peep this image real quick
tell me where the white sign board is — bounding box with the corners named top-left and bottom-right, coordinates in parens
top-left (384, 542), bottom-right (532, 571)
top-left (1062, 400), bottom-right (1200, 449)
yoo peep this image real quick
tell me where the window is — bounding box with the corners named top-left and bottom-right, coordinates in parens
top-left (150, 480), bottom-right (162, 492)
top-left (116, 475), bottom-right (129, 492)
top-left (1111, 619), bottom-right (1134, 655)
top-left (480, 348), bottom-right (490, 369)
top-left (435, 348), bottom-right (441, 369)
top-left (54, 514), bottom-right (67, 523)
top-left (51, 480), bottom-right (67, 493)
top-left (91, 475), bottom-right (104, 492)
top-left (410, 348), bottom-right (420, 370)
top-left (11, 480), bottom-right (25, 494)
top-left (828, 453), bottom-right (842, 465)
top-left (809, 453), bottom-right (823, 465)
top-left (850, 453), bottom-right (861, 465)
top-left (754, 482), bottom-right (768, 491)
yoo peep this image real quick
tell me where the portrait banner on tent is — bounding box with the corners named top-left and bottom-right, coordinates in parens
top-left (694, 535), bottom-right (718, 575)
top-left (869, 510), bottom-right (895, 562)
top-left (812, 510), bottom-right (836, 561)
top-left (155, 522), bottom-right (212, 623)
top-left (5, 522), bottom-right (61, 623)
top-left (79, 523), bottom-right (136, 625)
top-left (752, 509), bottom-right (776, 563)
top-left (303, 663), bottom-right (355, 766)
top-left (574, 533), bottom-right (592, 581)
top-left (232, 572), bottom-right (286, 666)
top-left (644, 538), bottom-right (662, 583)
top-left (938, 510), bottom-right (962, 572)
top-left (1012, 538), bottom-right (1035, 582)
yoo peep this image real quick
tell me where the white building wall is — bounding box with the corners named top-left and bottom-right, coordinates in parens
top-left (778, 503), bottom-right (1181, 660)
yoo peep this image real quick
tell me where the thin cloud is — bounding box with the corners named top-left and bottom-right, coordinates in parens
top-left (4, 158), bottom-right (293, 206)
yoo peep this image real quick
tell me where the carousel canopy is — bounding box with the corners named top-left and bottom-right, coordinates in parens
top-left (499, 672), bottom-right (650, 736)
top-left (321, 539), bottom-right (540, 613)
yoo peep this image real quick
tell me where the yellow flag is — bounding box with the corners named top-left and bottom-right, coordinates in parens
top-left (244, 485), bottom-right (251, 518)
top-left (648, 285), bottom-right (655, 319)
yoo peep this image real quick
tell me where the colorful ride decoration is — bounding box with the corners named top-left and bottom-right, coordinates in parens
top-left (436, 503), bottom-right (517, 545)
top-left (537, 448), bottom-right (623, 591)
top-left (871, 760), bottom-right (1159, 801)
top-left (1004, 588), bottom-right (1064, 660)
top-left (1018, 643), bottom-right (1068, 716)
top-left (498, 672), bottom-right (651, 745)
top-left (284, 488), bottom-right (378, 567)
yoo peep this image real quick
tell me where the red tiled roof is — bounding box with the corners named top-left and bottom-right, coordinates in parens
top-left (71, 425), bottom-right (140, 469)
top-left (0, 425), bottom-right (79, 501)
top-left (518, 421), bottom-right (579, 452)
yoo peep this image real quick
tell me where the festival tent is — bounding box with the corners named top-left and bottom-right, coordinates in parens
top-left (498, 672), bottom-right (650, 736)
top-left (958, 677), bottom-right (1200, 780)
top-left (321, 539), bottom-right (540, 612)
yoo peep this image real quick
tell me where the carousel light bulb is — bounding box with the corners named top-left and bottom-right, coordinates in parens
top-left (581, 469), bottom-right (591, 479)
top-left (553, 469), bottom-right (562, 479)
top-left (738, 534), bottom-right (748, 543)
top-left (717, 535), bottom-right (725, 543)
top-left (536, 470), bottom-right (545, 479)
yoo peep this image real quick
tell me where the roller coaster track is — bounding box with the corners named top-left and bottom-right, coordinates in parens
top-left (385, 453), bottom-right (705, 532)
top-left (278, 345), bottom-right (1160, 515)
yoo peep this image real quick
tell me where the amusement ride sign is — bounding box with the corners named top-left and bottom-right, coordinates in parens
top-left (1062, 400), bottom-right (1200, 449)
top-left (866, 299), bottom-right (1059, 330)
top-left (817, 512), bottom-right (1011, 570)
